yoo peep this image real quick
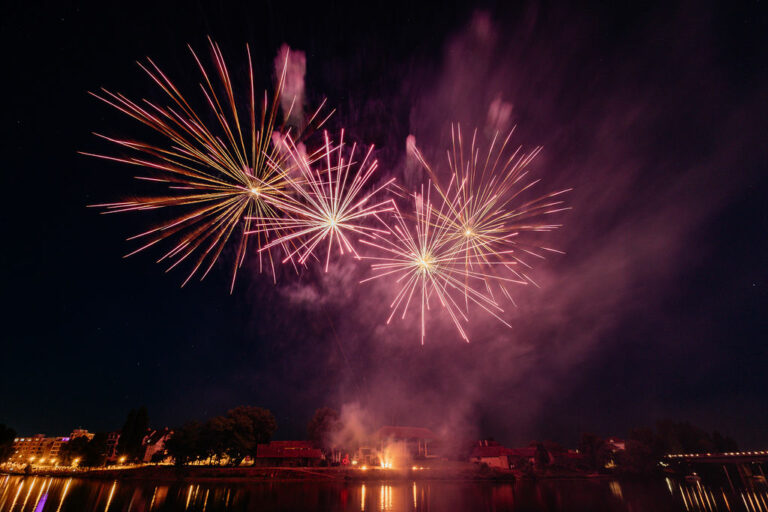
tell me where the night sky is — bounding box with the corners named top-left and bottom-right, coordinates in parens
top-left (2, 1), bottom-right (767, 448)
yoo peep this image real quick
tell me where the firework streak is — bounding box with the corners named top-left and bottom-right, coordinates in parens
top-left (84, 40), bottom-right (567, 342)
top-left (361, 126), bottom-right (570, 342)
top-left (247, 130), bottom-right (396, 271)
top-left (83, 38), bottom-right (331, 290)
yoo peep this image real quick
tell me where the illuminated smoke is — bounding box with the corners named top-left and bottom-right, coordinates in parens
top-left (274, 44), bottom-right (307, 126)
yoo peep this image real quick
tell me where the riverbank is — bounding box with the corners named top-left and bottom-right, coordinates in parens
top-left (0, 463), bottom-right (624, 483)
top-left (2, 464), bottom-right (526, 482)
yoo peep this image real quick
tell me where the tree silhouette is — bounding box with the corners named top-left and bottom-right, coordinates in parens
top-left (307, 407), bottom-right (341, 453)
top-left (117, 406), bottom-right (149, 461)
top-left (0, 424), bottom-right (16, 463)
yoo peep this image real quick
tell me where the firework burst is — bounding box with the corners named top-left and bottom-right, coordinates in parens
top-left (248, 130), bottom-right (396, 271)
top-left (410, 124), bottom-right (571, 305)
top-left (83, 39), bottom-right (331, 290)
top-left (360, 184), bottom-right (517, 344)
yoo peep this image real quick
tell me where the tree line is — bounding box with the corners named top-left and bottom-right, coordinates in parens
top-left (0, 424), bottom-right (16, 462)
top-left (59, 406), bottom-right (150, 466)
top-left (165, 406), bottom-right (277, 465)
top-left (0, 412), bottom-right (742, 474)
top-left (575, 420), bottom-right (739, 474)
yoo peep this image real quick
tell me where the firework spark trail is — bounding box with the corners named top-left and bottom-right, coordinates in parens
top-left (82, 38), bottom-right (332, 290)
top-left (410, 124), bottom-right (571, 304)
top-left (248, 130), bottom-right (396, 271)
top-left (360, 184), bottom-right (520, 344)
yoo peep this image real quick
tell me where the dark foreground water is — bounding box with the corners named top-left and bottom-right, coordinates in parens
top-left (1, 474), bottom-right (765, 512)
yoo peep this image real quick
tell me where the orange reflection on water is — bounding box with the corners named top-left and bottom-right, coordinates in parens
top-left (609, 481), bottom-right (624, 501)
top-left (104, 480), bottom-right (117, 512)
top-left (378, 485), bottom-right (388, 511)
top-left (56, 478), bottom-right (72, 512)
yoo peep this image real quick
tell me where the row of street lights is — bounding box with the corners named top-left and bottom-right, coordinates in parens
top-left (11, 455), bottom-right (127, 468)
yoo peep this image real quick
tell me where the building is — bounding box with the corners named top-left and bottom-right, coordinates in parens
top-left (470, 444), bottom-right (513, 469)
top-left (375, 426), bottom-right (437, 459)
top-left (9, 434), bottom-right (70, 465)
top-left (141, 428), bottom-right (172, 462)
top-left (255, 441), bottom-right (323, 466)
top-left (69, 429), bottom-right (94, 441)
top-left (347, 426), bottom-right (438, 467)
top-left (468, 440), bottom-right (544, 470)
top-left (602, 437), bottom-right (627, 469)
top-left (552, 449), bottom-right (584, 468)
top-left (105, 431), bottom-right (121, 461)
top-left (351, 446), bottom-right (378, 466)
top-left (469, 440), bottom-right (532, 469)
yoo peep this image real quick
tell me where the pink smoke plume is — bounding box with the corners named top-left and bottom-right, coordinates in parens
top-left (228, 8), bottom-right (765, 447)
top-left (274, 44), bottom-right (307, 126)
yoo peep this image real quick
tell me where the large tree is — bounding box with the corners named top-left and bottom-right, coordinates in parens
top-left (117, 406), bottom-right (149, 461)
top-left (85, 433), bottom-right (108, 467)
top-left (59, 436), bottom-right (91, 465)
top-left (220, 406), bottom-right (277, 465)
top-left (307, 407), bottom-right (341, 453)
top-left (164, 407), bottom-right (278, 466)
top-left (655, 420), bottom-right (713, 453)
top-left (165, 422), bottom-right (203, 466)
top-left (203, 415), bottom-right (235, 465)
top-left (711, 430), bottom-right (738, 452)
top-left (578, 433), bottom-right (611, 471)
top-left (61, 433), bottom-right (108, 467)
top-left (0, 424), bottom-right (16, 463)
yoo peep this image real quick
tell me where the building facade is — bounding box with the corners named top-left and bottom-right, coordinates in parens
top-left (10, 434), bottom-right (71, 465)
top-left (255, 441), bottom-right (323, 466)
top-left (69, 429), bottom-right (94, 441)
top-left (105, 431), bottom-right (121, 461)
top-left (375, 426), bottom-right (437, 459)
top-left (141, 428), bottom-right (172, 462)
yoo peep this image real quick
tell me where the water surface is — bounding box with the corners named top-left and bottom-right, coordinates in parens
top-left (0, 473), bottom-right (762, 511)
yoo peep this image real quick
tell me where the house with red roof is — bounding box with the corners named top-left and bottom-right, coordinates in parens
top-left (469, 440), bottom-right (536, 469)
top-left (255, 441), bottom-right (323, 467)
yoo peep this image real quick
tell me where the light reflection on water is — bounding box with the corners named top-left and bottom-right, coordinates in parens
top-left (0, 473), bottom-right (763, 511)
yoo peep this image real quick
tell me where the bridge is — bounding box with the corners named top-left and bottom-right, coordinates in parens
top-left (664, 451), bottom-right (768, 492)
top-left (666, 451), bottom-right (768, 465)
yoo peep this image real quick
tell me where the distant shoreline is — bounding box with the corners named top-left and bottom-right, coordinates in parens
top-left (1, 465), bottom-right (619, 483)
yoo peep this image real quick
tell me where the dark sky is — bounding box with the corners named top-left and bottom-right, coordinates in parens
top-left (2, 0), bottom-right (767, 448)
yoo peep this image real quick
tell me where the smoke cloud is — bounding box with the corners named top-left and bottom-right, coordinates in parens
top-left (239, 5), bottom-right (764, 447)
top-left (274, 43), bottom-right (307, 126)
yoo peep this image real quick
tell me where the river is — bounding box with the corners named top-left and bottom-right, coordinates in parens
top-left (0, 473), bottom-right (764, 511)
